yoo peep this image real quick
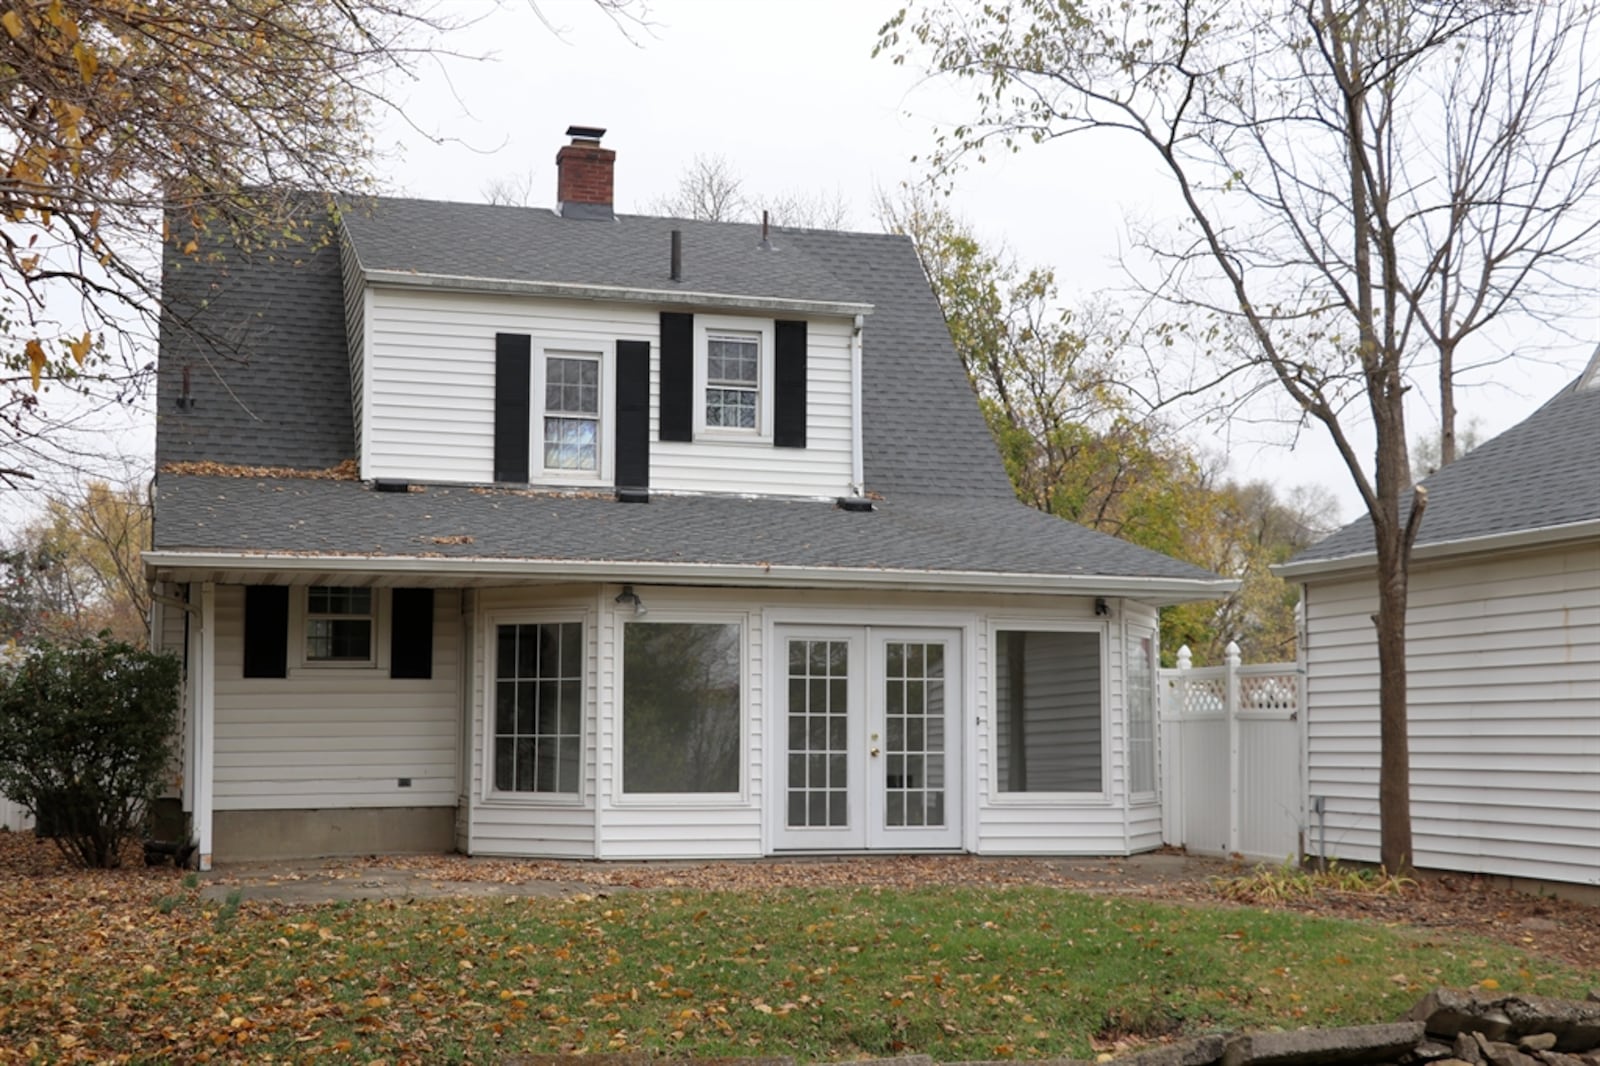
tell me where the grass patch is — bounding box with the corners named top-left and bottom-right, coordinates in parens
top-left (0, 885), bottom-right (1588, 1062)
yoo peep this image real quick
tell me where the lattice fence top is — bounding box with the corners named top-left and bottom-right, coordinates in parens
top-left (1178, 677), bottom-right (1225, 715)
top-left (1241, 674), bottom-right (1298, 712)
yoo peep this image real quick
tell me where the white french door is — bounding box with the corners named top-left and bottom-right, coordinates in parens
top-left (772, 626), bottom-right (962, 851)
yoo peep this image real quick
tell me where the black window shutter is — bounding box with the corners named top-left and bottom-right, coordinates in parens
top-left (616, 339), bottom-right (651, 490)
top-left (389, 588), bottom-right (434, 680)
top-left (774, 319), bottom-right (808, 448)
top-left (658, 312), bottom-right (693, 442)
top-left (242, 585), bottom-right (289, 679)
top-left (493, 333), bottom-right (532, 482)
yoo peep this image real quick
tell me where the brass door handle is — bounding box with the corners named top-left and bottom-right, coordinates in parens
top-left (870, 747), bottom-right (881, 757)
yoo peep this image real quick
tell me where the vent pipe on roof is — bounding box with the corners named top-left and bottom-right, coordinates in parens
top-left (759, 209), bottom-right (774, 251)
top-left (670, 229), bottom-right (682, 281)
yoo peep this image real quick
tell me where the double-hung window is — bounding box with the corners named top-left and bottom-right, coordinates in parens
top-left (305, 587), bottom-right (374, 664)
top-left (543, 352), bottom-right (600, 472)
top-left (705, 332), bottom-right (760, 430)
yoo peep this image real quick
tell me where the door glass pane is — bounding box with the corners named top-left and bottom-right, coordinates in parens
top-left (786, 639), bottom-right (849, 828)
top-left (883, 641), bottom-right (946, 829)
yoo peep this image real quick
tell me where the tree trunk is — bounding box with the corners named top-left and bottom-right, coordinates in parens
top-left (1438, 338), bottom-right (1457, 466)
top-left (1371, 385), bottom-right (1415, 875)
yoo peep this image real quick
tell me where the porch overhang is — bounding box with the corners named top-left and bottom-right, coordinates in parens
top-left (145, 550), bottom-right (1236, 605)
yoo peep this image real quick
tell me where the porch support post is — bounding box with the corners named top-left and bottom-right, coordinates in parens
top-left (194, 581), bottom-right (217, 871)
top-left (1224, 640), bottom-right (1242, 857)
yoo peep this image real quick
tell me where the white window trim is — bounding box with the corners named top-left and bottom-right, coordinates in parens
top-left (611, 607), bottom-right (751, 807)
top-left (534, 339), bottom-right (615, 487)
top-left (693, 315), bottom-right (774, 442)
top-left (985, 618), bottom-right (1112, 806)
top-left (1126, 625), bottom-right (1160, 805)
top-left (289, 586), bottom-right (388, 674)
top-left (481, 609), bottom-right (592, 808)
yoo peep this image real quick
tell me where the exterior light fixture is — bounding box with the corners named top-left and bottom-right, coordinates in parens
top-left (615, 585), bottom-right (647, 617)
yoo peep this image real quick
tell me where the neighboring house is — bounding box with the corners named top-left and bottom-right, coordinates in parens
top-left (1279, 352), bottom-right (1600, 890)
top-left (145, 128), bottom-right (1230, 869)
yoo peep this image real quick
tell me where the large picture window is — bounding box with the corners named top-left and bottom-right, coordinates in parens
top-left (995, 629), bottom-right (1103, 793)
top-left (494, 622), bottom-right (583, 795)
top-left (622, 621), bottom-right (741, 794)
top-left (305, 587), bottom-right (373, 664)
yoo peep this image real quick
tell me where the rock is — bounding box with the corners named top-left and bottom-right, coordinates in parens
top-left (1501, 994), bottom-right (1600, 1051)
top-left (1222, 1023), bottom-right (1426, 1066)
top-left (1587, 990), bottom-right (1599, 1005)
top-left (1406, 1041), bottom-right (1458, 1063)
top-left (1410, 989), bottom-right (1514, 1042)
top-left (1478, 1040), bottom-right (1540, 1066)
top-left (1455, 1034), bottom-right (1486, 1065)
top-left (1519, 1035), bottom-right (1559, 1053)
top-left (1533, 1054), bottom-right (1592, 1066)
top-left (1116, 1036), bottom-right (1228, 1066)
top-left (1436, 1060), bottom-right (1480, 1066)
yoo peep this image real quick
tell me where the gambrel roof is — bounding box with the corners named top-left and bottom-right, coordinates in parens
top-left (151, 196), bottom-right (1228, 598)
top-left (1282, 350), bottom-right (1600, 578)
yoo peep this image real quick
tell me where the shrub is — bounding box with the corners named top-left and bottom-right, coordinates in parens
top-left (0, 636), bottom-right (180, 868)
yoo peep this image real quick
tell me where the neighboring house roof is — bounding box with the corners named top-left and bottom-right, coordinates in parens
top-left (1281, 351), bottom-right (1600, 579)
top-left (151, 195), bottom-right (1229, 597)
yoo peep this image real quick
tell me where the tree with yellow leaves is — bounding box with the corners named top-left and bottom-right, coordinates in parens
top-left (0, 0), bottom-right (643, 488)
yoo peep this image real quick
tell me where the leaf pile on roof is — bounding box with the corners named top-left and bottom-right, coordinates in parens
top-left (160, 458), bottom-right (360, 480)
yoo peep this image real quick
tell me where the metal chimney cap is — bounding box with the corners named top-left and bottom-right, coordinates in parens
top-left (566, 125), bottom-right (607, 144)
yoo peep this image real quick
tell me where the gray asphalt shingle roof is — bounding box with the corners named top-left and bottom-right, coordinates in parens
top-left (1291, 370), bottom-right (1600, 566)
top-left (150, 475), bottom-right (1222, 583)
top-left (152, 194), bottom-right (1220, 588)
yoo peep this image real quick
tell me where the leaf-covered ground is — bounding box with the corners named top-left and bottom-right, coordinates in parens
top-left (1, 832), bottom-right (1595, 1064)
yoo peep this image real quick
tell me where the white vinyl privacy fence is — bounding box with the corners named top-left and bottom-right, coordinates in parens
top-left (1, 794), bottom-right (33, 833)
top-left (1160, 643), bottom-right (1303, 862)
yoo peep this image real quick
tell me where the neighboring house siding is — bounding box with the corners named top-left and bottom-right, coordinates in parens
top-left (1303, 541), bottom-right (1600, 886)
top-left (361, 288), bottom-right (855, 497)
top-left (211, 585), bottom-right (462, 811)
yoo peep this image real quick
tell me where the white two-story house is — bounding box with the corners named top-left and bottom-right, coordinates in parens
top-left (146, 128), bottom-right (1231, 869)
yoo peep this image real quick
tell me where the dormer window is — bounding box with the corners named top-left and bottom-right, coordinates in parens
top-left (705, 332), bottom-right (760, 430)
top-left (692, 315), bottom-right (775, 440)
top-left (543, 352), bottom-right (601, 471)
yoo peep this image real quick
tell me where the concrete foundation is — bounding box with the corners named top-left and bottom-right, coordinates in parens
top-left (213, 807), bottom-right (456, 862)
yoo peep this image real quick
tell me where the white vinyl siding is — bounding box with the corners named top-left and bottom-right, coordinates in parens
top-left (211, 585), bottom-right (461, 810)
top-left (361, 288), bottom-right (855, 497)
top-left (1302, 541), bottom-right (1600, 887)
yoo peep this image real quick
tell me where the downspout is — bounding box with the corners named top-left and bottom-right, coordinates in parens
top-left (849, 314), bottom-right (865, 495)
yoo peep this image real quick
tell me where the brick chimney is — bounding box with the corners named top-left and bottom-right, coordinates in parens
top-left (556, 125), bottom-right (615, 220)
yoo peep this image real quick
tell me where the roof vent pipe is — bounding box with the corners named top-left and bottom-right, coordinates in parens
top-left (759, 210), bottom-right (774, 251)
top-left (670, 229), bottom-right (682, 281)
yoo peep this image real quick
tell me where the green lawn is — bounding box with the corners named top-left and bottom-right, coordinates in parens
top-left (0, 883), bottom-right (1588, 1063)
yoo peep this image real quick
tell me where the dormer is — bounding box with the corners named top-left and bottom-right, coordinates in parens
top-left (337, 129), bottom-right (872, 501)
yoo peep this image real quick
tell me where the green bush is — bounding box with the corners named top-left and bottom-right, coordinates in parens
top-left (0, 636), bottom-right (180, 868)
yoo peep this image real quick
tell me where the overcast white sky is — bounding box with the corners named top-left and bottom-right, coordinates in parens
top-left (14, 0), bottom-right (1595, 531)
top-left (379, 0), bottom-right (1600, 525)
